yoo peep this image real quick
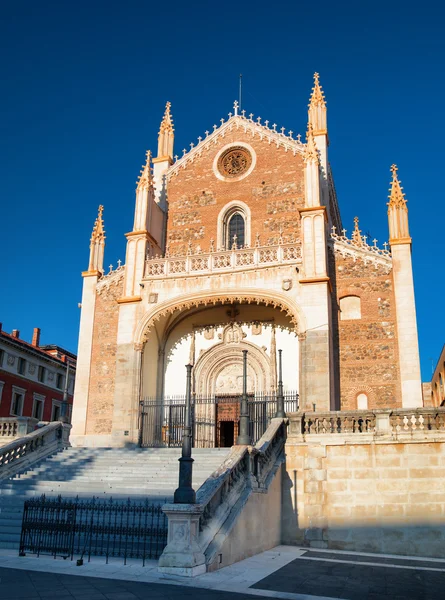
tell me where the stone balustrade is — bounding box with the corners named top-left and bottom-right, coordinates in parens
top-left (158, 417), bottom-right (287, 576)
top-left (0, 417), bottom-right (40, 445)
top-left (288, 407), bottom-right (445, 439)
top-left (144, 242), bottom-right (302, 279)
top-left (0, 421), bottom-right (71, 481)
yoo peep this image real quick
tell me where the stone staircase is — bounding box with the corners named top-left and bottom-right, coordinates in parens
top-left (0, 446), bottom-right (230, 550)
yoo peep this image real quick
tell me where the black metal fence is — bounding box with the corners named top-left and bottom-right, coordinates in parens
top-left (19, 495), bottom-right (168, 565)
top-left (139, 391), bottom-right (299, 448)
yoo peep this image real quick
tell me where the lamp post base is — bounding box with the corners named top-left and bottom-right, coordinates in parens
top-left (174, 457), bottom-right (196, 504)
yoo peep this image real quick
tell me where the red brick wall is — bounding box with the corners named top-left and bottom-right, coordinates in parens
top-left (85, 280), bottom-right (123, 435)
top-left (330, 251), bottom-right (402, 409)
top-left (0, 371), bottom-right (73, 420)
top-left (166, 133), bottom-right (305, 255)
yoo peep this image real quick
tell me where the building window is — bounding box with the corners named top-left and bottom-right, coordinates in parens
top-left (11, 392), bottom-right (24, 416)
top-left (38, 366), bottom-right (46, 383)
top-left (227, 212), bottom-right (245, 249)
top-left (51, 401), bottom-right (61, 421)
top-left (339, 296), bottom-right (361, 320)
top-left (217, 201), bottom-right (251, 250)
top-left (357, 393), bottom-right (368, 410)
top-left (0, 349), bottom-right (4, 367)
top-left (56, 373), bottom-right (64, 389)
top-left (18, 357), bottom-right (26, 375)
top-left (32, 395), bottom-right (45, 420)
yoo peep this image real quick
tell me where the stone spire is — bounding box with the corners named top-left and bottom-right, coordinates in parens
top-left (88, 205), bottom-right (105, 274)
top-left (304, 123), bottom-right (319, 164)
top-left (137, 150), bottom-right (154, 190)
top-left (388, 164), bottom-right (410, 242)
top-left (157, 101), bottom-right (174, 160)
top-left (308, 72), bottom-right (327, 135)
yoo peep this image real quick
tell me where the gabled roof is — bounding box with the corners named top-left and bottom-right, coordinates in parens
top-left (166, 111), bottom-right (305, 180)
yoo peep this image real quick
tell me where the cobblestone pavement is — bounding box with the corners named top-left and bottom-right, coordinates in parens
top-left (252, 550), bottom-right (445, 600)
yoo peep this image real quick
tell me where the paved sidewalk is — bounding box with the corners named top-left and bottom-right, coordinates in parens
top-left (1, 546), bottom-right (445, 600)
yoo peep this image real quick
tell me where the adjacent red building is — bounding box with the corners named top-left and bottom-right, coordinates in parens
top-left (0, 325), bottom-right (76, 422)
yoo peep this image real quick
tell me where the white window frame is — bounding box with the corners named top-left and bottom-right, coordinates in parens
top-left (10, 385), bottom-right (26, 416)
top-left (32, 393), bottom-right (45, 421)
top-left (217, 200), bottom-right (252, 250)
top-left (0, 380), bottom-right (4, 406)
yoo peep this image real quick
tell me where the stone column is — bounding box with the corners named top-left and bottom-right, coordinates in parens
top-left (71, 273), bottom-right (99, 440)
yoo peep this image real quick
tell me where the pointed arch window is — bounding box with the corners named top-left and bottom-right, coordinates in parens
top-left (227, 213), bottom-right (245, 249)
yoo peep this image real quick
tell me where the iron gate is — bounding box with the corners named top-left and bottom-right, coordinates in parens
top-left (139, 392), bottom-right (298, 448)
top-left (19, 495), bottom-right (168, 564)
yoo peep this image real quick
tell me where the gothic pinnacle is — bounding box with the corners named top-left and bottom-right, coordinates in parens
top-left (308, 72), bottom-right (326, 109)
top-left (157, 102), bottom-right (175, 159)
top-left (137, 150), bottom-right (154, 190)
top-left (159, 101), bottom-right (174, 134)
top-left (351, 216), bottom-right (363, 246)
top-left (304, 122), bottom-right (319, 164)
top-left (388, 164), bottom-right (407, 209)
top-left (91, 205), bottom-right (105, 243)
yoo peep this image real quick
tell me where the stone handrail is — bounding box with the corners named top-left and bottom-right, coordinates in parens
top-left (159, 417), bottom-right (287, 575)
top-left (0, 417), bottom-right (40, 441)
top-left (0, 421), bottom-right (71, 481)
top-left (288, 407), bottom-right (445, 438)
top-left (144, 242), bottom-right (302, 279)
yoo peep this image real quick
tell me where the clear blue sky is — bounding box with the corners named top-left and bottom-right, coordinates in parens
top-left (1, 0), bottom-right (444, 380)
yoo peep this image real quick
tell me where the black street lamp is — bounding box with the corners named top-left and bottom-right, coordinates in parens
top-left (237, 349), bottom-right (251, 445)
top-left (275, 349), bottom-right (286, 418)
top-left (174, 364), bottom-right (196, 504)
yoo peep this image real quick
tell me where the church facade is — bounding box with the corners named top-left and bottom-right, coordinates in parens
top-left (71, 74), bottom-right (423, 448)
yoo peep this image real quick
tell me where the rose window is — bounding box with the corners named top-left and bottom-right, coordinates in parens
top-left (218, 147), bottom-right (252, 178)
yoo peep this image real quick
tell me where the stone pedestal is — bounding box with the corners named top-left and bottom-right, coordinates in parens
top-left (158, 504), bottom-right (206, 577)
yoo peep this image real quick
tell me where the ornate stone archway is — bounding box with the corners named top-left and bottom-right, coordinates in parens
top-left (193, 323), bottom-right (272, 396)
top-left (134, 289), bottom-right (306, 348)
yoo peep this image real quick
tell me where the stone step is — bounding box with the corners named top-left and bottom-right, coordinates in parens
top-left (10, 469), bottom-right (218, 480)
top-left (0, 446), bottom-right (229, 550)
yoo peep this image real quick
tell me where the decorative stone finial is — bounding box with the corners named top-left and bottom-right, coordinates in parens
top-left (351, 216), bottom-right (363, 246)
top-left (388, 164), bottom-right (407, 209)
top-left (157, 102), bottom-right (175, 159)
top-left (91, 205), bottom-right (105, 243)
top-left (309, 72), bottom-right (327, 109)
top-left (159, 101), bottom-right (174, 134)
top-left (304, 123), bottom-right (319, 164)
top-left (308, 72), bottom-right (327, 134)
top-left (137, 150), bottom-right (153, 190)
top-left (387, 164), bottom-right (410, 242)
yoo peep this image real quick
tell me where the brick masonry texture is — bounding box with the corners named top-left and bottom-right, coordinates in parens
top-left (165, 132), bottom-right (305, 255)
top-left (86, 280), bottom-right (123, 435)
top-left (330, 250), bottom-right (402, 409)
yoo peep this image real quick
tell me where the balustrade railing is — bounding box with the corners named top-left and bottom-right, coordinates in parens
top-left (144, 242), bottom-right (302, 278)
top-left (0, 417), bottom-right (39, 443)
top-left (160, 417), bottom-right (288, 572)
top-left (0, 421), bottom-right (71, 481)
top-left (288, 408), bottom-right (445, 437)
